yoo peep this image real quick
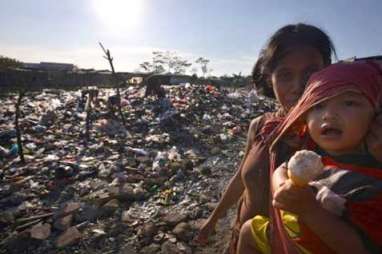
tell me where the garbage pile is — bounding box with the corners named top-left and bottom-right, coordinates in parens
top-left (0, 83), bottom-right (275, 254)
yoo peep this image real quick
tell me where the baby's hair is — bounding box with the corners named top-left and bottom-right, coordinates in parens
top-left (252, 23), bottom-right (337, 98)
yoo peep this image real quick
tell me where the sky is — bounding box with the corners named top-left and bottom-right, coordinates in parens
top-left (0, 0), bottom-right (381, 76)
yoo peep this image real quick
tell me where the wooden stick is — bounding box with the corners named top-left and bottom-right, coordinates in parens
top-left (85, 92), bottom-right (93, 141)
top-left (15, 219), bottom-right (42, 231)
top-left (15, 90), bottom-right (25, 163)
top-left (15, 212), bottom-right (54, 224)
top-left (99, 42), bottom-right (126, 126)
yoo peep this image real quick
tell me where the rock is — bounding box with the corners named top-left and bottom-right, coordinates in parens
top-left (98, 163), bottom-right (111, 178)
top-left (0, 193), bottom-right (27, 207)
top-left (162, 213), bottom-right (187, 227)
top-left (119, 243), bottom-right (139, 254)
top-left (39, 110), bottom-right (57, 126)
top-left (121, 210), bottom-right (131, 224)
top-left (206, 202), bottom-right (217, 211)
top-left (30, 223), bottom-right (51, 240)
top-left (153, 231), bottom-right (166, 243)
top-left (0, 129), bottom-right (16, 142)
top-left (140, 243), bottom-right (161, 254)
top-left (100, 199), bottom-right (120, 217)
top-left (75, 204), bottom-right (100, 223)
top-left (182, 159), bottom-right (193, 171)
top-left (199, 166), bottom-right (212, 176)
top-left (103, 198), bottom-right (120, 209)
top-left (109, 185), bottom-right (132, 201)
top-left (138, 221), bottom-right (157, 240)
top-left (31, 124), bottom-right (47, 133)
top-left (176, 241), bottom-right (192, 254)
top-left (54, 214), bottom-right (73, 230)
top-left (210, 147), bottom-right (220, 155)
top-left (55, 202), bottom-right (81, 217)
top-left (132, 186), bottom-right (146, 201)
top-left (187, 207), bottom-right (203, 220)
top-left (85, 189), bottom-right (113, 206)
top-left (108, 184), bottom-right (146, 202)
top-left (172, 170), bottom-right (186, 182)
top-left (55, 226), bottom-right (82, 248)
top-left (0, 184), bottom-right (13, 199)
top-left (160, 240), bottom-right (180, 254)
top-left (96, 118), bottom-right (127, 136)
top-left (172, 222), bottom-right (191, 242)
top-left (0, 211), bottom-right (15, 225)
top-left (188, 219), bottom-right (206, 231)
top-left (198, 194), bottom-right (210, 203)
top-left (3, 231), bottom-right (33, 253)
top-left (53, 164), bottom-right (77, 179)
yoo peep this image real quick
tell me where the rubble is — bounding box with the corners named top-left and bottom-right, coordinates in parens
top-left (30, 223), bottom-right (51, 240)
top-left (0, 84), bottom-right (275, 253)
top-left (173, 222), bottom-right (192, 242)
top-left (55, 226), bottom-right (82, 247)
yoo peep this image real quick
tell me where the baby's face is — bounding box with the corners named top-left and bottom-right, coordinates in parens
top-left (306, 91), bottom-right (375, 155)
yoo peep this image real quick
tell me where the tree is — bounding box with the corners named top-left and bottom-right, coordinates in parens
top-left (195, 57), bottom-right (210, 77)
top-left (139, 61), bottom-right (153, 72)
top-left (173, 57), bottom-right (192, 74)
top-left (152, 51), bottom-right (166, 73)
top-left (139, 51), bottom-right (192, 74)
top-left (0, 55), bottom-right (22, 69)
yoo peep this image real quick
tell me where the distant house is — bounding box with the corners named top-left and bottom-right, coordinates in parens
top-left (23, 62), bottom-right (78, 72)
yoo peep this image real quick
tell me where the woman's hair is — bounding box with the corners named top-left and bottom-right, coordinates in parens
top-left (252, 23), bottom-right (337, 98)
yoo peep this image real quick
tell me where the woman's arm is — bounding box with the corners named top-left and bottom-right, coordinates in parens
top-left (196, 116), bottom-right (263, 243)
top-left (272, 168), bottom-right (369, 254)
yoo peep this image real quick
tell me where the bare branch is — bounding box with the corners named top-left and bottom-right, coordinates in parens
top-left (98, 42), bottom-right (126, 126)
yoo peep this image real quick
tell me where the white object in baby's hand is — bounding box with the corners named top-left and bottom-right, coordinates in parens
top-left (287, 150), bottom-right (324, 186)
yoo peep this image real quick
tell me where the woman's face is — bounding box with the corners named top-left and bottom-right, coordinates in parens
top-left (271, 47), bottom-right (325, 110)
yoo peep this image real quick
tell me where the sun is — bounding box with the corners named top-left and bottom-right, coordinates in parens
top-left (92, 0), bottom-right (144, 32)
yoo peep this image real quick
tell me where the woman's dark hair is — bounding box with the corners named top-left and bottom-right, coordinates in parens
top-left (252, 23), bottom-right (337, 98)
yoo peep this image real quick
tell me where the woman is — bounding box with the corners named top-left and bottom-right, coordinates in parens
top-left (196, 23), bottom-right (382, 253)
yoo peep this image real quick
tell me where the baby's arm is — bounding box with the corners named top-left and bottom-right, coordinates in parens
top-left (272, 163), bottom-right (289, 193)
top-left (272, 163), bottom-right (370, 254)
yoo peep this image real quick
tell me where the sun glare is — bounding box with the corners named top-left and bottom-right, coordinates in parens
top-left (93, 0), bottom-right (144, 32)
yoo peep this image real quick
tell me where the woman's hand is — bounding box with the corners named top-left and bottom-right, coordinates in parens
top-left (367, 113), bottom-right (382, 163)
top-left (272, 179), bottom-right (319, 215)
top-left (194, 217), bottom-right (217, 245)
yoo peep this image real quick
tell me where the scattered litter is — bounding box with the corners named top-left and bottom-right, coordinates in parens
top-left (0, 84), bottom-right (275, 253)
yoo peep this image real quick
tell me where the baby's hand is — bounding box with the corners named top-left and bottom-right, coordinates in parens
top-left (272, 179), bottom-right (319, 215)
